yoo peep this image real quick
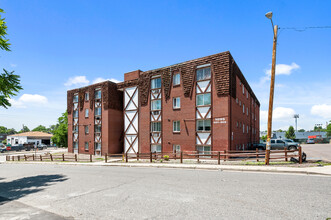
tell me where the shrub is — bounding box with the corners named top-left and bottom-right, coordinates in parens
top-left (163, 155), bottom-right (169, 161)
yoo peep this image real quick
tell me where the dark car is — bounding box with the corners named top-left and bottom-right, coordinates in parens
top-left (0, 145), bottom-right (7, 153)
top-left (10, 144), bottom-right (24, 151)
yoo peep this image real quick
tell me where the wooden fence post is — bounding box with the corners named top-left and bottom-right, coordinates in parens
top-left (298, 146), bottom-right (302, 164)
top-left (125, 153), bottom-right (128, 163)
top-left (12, 156), bottom-right (14, 161)
top-left (105, 153), bottom-right (107, 163)
top-left (90, 154), bottom-right (92, 162)
top-left (265, 150), bottom-right (270, 165)
top-left (75, 154), bottom-right (77, 162)
top-left (197, 150), bottom-right (200, 163)
top-left (217, 152), bottom-right (220, 165)
top-left (174, 149), bottom-right (177, 160)
top-left (137, 152), bottom-right (139, 161)
top-left (62, 154), bottom-right (65, 161)
top-left (50, 154), bottom-right (53, 161)
top-left (180, 151), bottom-right (183, 164)
top-left (150, 152), bottom-right (152, 163)
top-left (32, 154), bottom-right (35, 161)
top-left (284, 147), bottom-right (288, 162)
top-left (224, 150), bottom-right (227, 162)
top-left (256, 148), bottom-right (259, 162)
top-left (18, 155), bottom-right (20, 161)
top-left (40, 155), bottom-right (42, 161)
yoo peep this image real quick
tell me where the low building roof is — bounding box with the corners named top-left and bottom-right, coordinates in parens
top-left (7, 131), bottom-right (53, 139)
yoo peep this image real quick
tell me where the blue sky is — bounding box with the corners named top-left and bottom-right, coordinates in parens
top-left (0, 0), bottom-right (330, 131)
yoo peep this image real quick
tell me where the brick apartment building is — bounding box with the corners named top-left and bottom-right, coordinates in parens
top-left (67, 51), bottom-right (260, 155)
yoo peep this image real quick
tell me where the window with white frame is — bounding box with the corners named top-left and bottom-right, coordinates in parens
top-left (196, 93), bottom-right (211, 106)
top-left (73, 142), bottom-right (78, 149)
top-left (95, 125), bottom-right (101, 133)
top-left (85, 109), bottom-right (89, 118)
top-left (173, 97), bottom-right (180, 109)
top-left (151, 122), bottom-right (161, 132)
top-left (85, 142), bottom-right (89, 150)
top-left (196, 67), bottom-right (211, 81)
top-left (173, 121), bottom-right (180, 132)
top-left (151, 78), bottom-right (161, 89)
top-left (197, 120), bottom-right (211, 131)
top-left (151, 100), bottom-right (161, 110)
top-left (242, 85), bottom-right (245, 94)
top-left (151, 144), bottom-right (161, 153)
top-left (73, 94), bottom-right (78, 103)
top-left (73, 110), bottom-right (78, 118)
top-left (95, 142), bottom-right (101, 150)
top-left (173, 73), bottom-right (180, 86)
top-left (197, 146), bottom-right (211, 154)
top-left (95, 107), bottom-right (101, 116)
top-left (73, 125), bottom-right (78, 133)
top-left (85, 125), bottom-right (89, 134)
top-left (85, 92), bottom-right (89, 101)
top-left (95, 90), bottom-right (101, 99)
top-left (173, 145), bottom-right (181, 152)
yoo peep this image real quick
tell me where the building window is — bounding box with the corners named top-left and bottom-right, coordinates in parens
top-left (85, 142), bottom-right (89, 150)
top-left (151, 144), bottom-right (161, 153)
top-left (73, 110), bottom-right (78, 118)
top-left (242, 85), bottom-right (245, 94)
top-left (197, 146), bottom-right (211, 154)
top-left (85, 109), bottom-right (89, 118)
top-left (151, 122), bottom-right (161, 132)
top-left (151, 78), bottom-right (161, 89)
top-left (73, 94), bottom-right (78, 103)
top-left (95, 107), bottom-right (101, 116)
top-left (236, 98), bottom-right (238, 104)
top-left (73, 125), bottom-right (78, 133)
top-left (173, 97), bottom-right (180, 109)
top-left (85, 125), bottom-right (89, 134)
top-left (239, 100), bottom-right (241, 106)
top-left (236, 122), bottom-right (239, 128)
top-left (73, 142), bottom-right (78, 149)
top-left (85, 92), bottom-right (89, 101)
top-left (151, 100), bottom-right (161, 110)
top-left (196, 67), bottom-right (211, 81)
top-left (196, 93), bottom-right (211, 106)
top-left (173, 121), bottom-right (180, 132)
top-left (243, 104), bottom-right (245, 114)
top-left (95, 142), bottom-right (101, 150)
top-left (243, 123), bottom-right (245, 133)
top-left (173, 73), bottom-right (180, 86)
top-left (197, 120), bottom-right (211, 131)
top-left (173, 145), bottom-right (181, 152)
top-left (15, 139), bottom-right (18, 144)
top-left (95, 90), bottom-right (101, 99)
top-left (247, 125), bottom-right (249, 133)
top-left (95, 125), bottom-right (101, 133)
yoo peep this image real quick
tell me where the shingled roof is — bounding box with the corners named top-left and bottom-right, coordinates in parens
top-left (7, 131), bottom-right (53, 138)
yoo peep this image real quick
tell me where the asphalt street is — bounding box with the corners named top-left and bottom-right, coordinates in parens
top-left (0, 164), bottom-right (330, 220)
top-left (301, 143), bottom-right (331, 162)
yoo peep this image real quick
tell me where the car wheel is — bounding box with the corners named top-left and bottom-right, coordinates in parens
top-left (288, 146), bottom-right (297, 151)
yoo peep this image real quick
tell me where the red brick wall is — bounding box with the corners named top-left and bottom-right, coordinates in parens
top-left (124, 70), bottom-right (141, 81)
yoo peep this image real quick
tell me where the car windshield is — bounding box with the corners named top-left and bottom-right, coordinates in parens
top-left (285, 139), bottom-right (293, 142)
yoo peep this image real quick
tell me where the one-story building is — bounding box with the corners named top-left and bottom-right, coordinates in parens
top-left (7, 131), bottom-right (53, 146)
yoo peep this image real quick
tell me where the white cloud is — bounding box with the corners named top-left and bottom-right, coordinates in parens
top-left (92, 77), bottom-right (121, 84)
top-left (311, 104), bottom-right (331, 119)
top-left (9, 94), bottom-right (48, 108)
top-left (260, 107), bottom-right (296, 123)
top-left (64, 76), bottom-right (89, 87)
top-left (265, 62), bottom-right (300, 76)
top-left (10, 63), bottom-right (17, 68)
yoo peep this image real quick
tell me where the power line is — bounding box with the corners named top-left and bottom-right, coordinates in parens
top-left (279, 26), bottom-right (331, 32)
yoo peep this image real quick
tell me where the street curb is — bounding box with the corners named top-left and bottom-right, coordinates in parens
top-left (2, 161), bottom-right (331, 176)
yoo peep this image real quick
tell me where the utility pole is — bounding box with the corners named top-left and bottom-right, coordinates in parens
top-left (294, 114), bottom-right (299, 132)
top-left (265, 12), bottom-right (278, 165)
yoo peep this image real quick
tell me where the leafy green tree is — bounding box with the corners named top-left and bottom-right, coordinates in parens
top-left (32, 125), bottom-right (48, 132)
top-left (261, 135), bottom-right (267, 141)
top-left (52, 111), bottom-right (68, 147)
top-left (298, 129), bottom-right (305, 132)
top-left (285, 126), bottom-right (296, 140)
top-left (0, 126), bottom-right (7, 133)
top-left (0, 8), bottom-right (22, 108)
top-left (18, 125), bottom-right (30, 133)
top-left (2, 139), bottom-right (6, 144)
top-left (326, 121), bottom-right (331, 137)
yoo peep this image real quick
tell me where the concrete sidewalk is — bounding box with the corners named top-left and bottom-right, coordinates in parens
top-left (3, 160), bottom-right (331, 176)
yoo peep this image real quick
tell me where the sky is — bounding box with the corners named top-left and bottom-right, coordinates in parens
top-left (0, 0), bottom-right (330, 132)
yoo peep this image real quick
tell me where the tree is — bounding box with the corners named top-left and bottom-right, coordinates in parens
top-left (326, 121), bottom-right (331, 137)
top-left (0, 125), bottom-right (16, 134)
top-left (18, 125), bottom-right (30, 133)
top-left (51, 111), bottom-right (68, 147)
top-left (0, 8), bottom-right (22, 108)
top-left (285, 126), bottom-right (296, 140)
top-left (298, 129), bottom-right (305, 132)
top-left (261, 135), bottom-right (267, 141)
top-left (32, 125), bottom-right (48, 132)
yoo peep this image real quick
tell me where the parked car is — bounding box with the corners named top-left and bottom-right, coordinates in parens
top-left (256, 139), bottom-right (300, 151)
top-left (10, 144), bottom-right (24, 151)
top-left (306, 138), bottom-right (315, 144)
top-left (37, 144), bottom-right (47, 150)
top-left (0, 145), bottom-right (7, 153)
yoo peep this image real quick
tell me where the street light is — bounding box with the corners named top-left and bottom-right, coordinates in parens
top-left (265, 11), bottom-right (279, 165)
top-left (294, 114), bottom-right (299, 132)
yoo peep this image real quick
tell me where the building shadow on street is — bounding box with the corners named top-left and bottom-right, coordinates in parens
top-left (0, 174), bottom-right (67, 205)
